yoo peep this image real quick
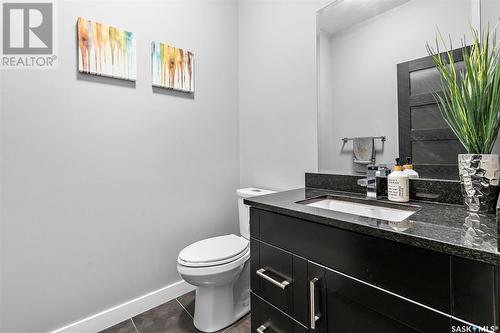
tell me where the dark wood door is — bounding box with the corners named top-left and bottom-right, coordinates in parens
top-left (397, 48), bottom-right (468, 179)
top-left (308, 262), bottom-right (451, 333)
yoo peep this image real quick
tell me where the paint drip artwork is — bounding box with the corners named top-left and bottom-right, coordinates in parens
top-left (77, 17), bottom-right (136, 81)
top-left (151, 42), bottom-right (194, 93)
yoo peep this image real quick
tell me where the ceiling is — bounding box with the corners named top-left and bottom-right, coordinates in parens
top-left (318, 0), bottom-right (411, 35)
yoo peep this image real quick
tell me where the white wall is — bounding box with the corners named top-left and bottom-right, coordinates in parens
top-left (482, 0), bottom-right (500, 34)
top-left (0, 1), bottom-right (239, 332)
top-left (318, 0), bottom-right (475, 173)
top-left (238, 0), bottom-right (330, 191)
top-left (481, 0), bottom-right (500, 154)
top-left (318, 29), bottom-right (336, 172)
top-left (482, 0), bottom-right (500, 155)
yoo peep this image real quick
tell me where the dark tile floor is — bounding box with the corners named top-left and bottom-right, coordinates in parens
top-left (99, 291), bottom-right (250, 333)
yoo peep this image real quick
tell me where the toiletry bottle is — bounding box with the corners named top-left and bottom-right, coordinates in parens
top-left (403, 157), bottom-right (419, 179)
top-left (388, 158), bottom-right (409, 202)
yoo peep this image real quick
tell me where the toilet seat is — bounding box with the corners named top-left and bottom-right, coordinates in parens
top-left (178, 234), bottom-right (249, 268)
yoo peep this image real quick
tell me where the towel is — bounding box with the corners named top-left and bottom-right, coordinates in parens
top-left (353, 137), bottom-right (375, 174)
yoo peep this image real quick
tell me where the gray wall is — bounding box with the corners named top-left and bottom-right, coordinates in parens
top-left (238, 0), bottom-right (329, 191)
top-left (0, 1), bottom-right (239, 332)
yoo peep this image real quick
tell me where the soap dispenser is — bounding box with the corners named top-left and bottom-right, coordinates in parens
top-left (403, 157), bottom-right (419, 179)
top-left (388, 158), bottom-right (409, 202)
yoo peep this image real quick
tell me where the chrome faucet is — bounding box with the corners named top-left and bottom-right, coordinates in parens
top-left (357, 164), bottom-right (390, 199)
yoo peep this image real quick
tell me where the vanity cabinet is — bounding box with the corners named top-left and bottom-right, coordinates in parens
top-left (249, 207), bottom-right (498, 333)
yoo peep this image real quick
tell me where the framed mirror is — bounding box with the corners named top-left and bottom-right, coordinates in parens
top-left (317, 0), bottom-right (498, 179)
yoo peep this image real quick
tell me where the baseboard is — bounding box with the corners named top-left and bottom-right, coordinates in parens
top-left (50, 280), bottom-right (194, 333)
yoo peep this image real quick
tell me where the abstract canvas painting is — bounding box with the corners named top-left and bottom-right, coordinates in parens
top-left (151, 42), bottom-right (194, 93)
top-left (77, 17), bottom-right (136, 81)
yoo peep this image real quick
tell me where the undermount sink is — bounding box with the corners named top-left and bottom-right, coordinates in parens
top-left (300, 196), bottom-right (418, 222)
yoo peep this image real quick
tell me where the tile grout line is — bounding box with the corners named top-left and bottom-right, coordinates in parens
top-left (130, 318), bottom-right (140, 333)
top-left (175, 298), bottom-right (194, 320)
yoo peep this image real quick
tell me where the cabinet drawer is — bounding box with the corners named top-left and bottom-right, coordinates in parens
top-left (251, 293), bottom-right (307, 333)
top-left (250, 239), bottom-right (308, 326)
top-left (256, 209), bottom-right (451, 313)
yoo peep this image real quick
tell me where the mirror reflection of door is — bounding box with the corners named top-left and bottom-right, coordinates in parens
top-left (317, 0), bottom-right (491, 179)
top-left (397, 49), bottom-right (468, 180)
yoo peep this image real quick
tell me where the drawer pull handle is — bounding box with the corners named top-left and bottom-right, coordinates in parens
top-left (256, 324), bottom-right (267, 333)
top-left (310, 277), bottom-right (320, 329)
top-left (256, 268), bottom-right (291, 289)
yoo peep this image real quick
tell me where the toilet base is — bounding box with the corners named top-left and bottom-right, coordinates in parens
top-left (192, 261), bottom-right (250, 332)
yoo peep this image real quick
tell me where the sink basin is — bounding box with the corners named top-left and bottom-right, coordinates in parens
top-left (301, 196), bottom-right (418, 222)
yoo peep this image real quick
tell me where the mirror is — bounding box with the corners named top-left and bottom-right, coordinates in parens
top-left (316, 0), bottom-right (497, 179)
top-left (482, 0), bottom-right (500, 36)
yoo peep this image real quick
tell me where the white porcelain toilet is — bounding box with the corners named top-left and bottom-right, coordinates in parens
top-left (177, 187), bottom-right (275, 332)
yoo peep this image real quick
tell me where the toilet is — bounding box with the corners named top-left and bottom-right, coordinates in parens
top-left (177, 187), bottom-right (275, 332)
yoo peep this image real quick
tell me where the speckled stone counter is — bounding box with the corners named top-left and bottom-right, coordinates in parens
top-left (245, 187), bottom-right (499, 265)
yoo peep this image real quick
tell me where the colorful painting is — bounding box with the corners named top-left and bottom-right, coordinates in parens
top-left (77, 17), bottom-right (136, 81)
top-left (151, 42), bottom-right (194, 93)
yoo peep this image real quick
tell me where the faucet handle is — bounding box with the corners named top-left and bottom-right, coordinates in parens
top-left (376, 165), bottom-right (390, 177)
top-left (357, 178), bottom-right (368, 187)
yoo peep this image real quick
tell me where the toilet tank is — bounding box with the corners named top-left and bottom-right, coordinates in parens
top-left (236, 188), bottom-right (275, 239)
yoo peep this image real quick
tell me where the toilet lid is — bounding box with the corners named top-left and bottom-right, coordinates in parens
top-left (178, 234), bottom-right (249, 266)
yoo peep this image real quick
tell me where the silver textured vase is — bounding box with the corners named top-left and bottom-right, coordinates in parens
top-left (458, 154), bottom-right (500, 213)
top-left (461, 212), bottom-right (496, 251)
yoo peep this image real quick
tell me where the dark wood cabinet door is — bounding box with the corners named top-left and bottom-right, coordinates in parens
top-left (308, 262), bottom-right (451, 333)
top-left (452, 257), bottom-right (497, 329)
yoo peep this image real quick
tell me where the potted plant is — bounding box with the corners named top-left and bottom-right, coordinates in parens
top-left (427, 29), bottom-right (500, 213)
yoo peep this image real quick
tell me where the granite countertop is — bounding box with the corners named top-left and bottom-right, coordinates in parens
top-left (244, 188), bottom-right (499, 265)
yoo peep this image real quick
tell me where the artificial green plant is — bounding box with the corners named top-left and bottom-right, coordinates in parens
top-left (426, 28), bottom-right (500, 154)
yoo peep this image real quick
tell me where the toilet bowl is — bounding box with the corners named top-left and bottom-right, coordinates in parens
top-left (177, 188), bottom-right (275, 332)
top-left (177, 235), bottom-right (250, 332)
